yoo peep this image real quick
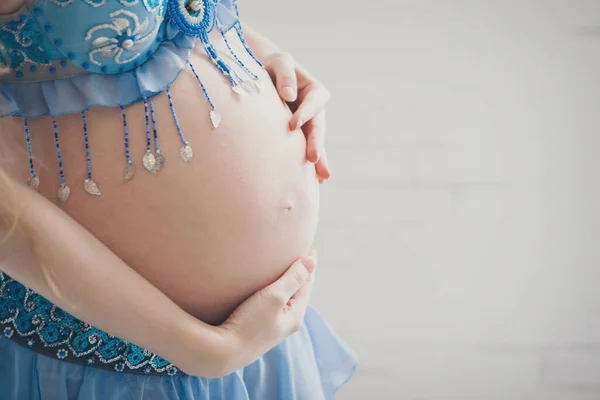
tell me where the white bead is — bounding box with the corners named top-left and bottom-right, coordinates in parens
top-left (122, 39), bottom-right (134, 49)
top-left (189, 0), bottom-right (202, 12)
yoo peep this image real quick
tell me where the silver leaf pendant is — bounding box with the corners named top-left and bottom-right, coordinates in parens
top-left (27, 175), bottom-right (40, 190)
top-left (241, 81), bottom-right (257, 95)
top-left (142, 152), bottom-right (157, 174)
top-left (58, 184), bottom-right (71, 205)
top-left (210, 110), bottom-right (221, 129)
top-left (253, 79), bottom-right (262, 92)
top-left (124, 163), bottom-right (135, 181)
top-left (155, 153), bottom-right (165, 172)
top-left (84, 179), bottom-right (101, 196)
top-left (180, 145), bottom-right (193, 163)
top-left (231, 84), bottom-right (249, 97)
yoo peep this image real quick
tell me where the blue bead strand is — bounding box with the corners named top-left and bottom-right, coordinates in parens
top-left (220, 30), bottom-right (259, 80)
top-left (234, 23), bottom-right (265, 70)
top-left (53, 118), bottom-right (71, 204)
top-left (149, 100), bottom-right (161, 154)
top-left (81, 111), bottom-right (92, 181)
top-left (121, 106), bottom-right (136, 180)
top-left (189, 62), bottom-right (222, 128)
top-left (188, 62), bottom-right (216, 110)
top-left (199, 34), bottom-right (238, 87)
top-left (23, 118), bottom-right (39, 189)
top-left (142, 98), bottom-right (158, 174)
top-left (81, 111), bottom-right (101, 195)
top-left (52, 119), bottom-right (66, 186)
top-left (143, 98), bottom-right (152, 153)
top-left (149, 99), bottom-right (165, 170)
top-left (23, 118), bottom-right (36, 178)
top-left (166, 89), bottom-right (193, 163)
top-left (166, 89), bottom-right (188, 146)
top-left (121, 106), bottom-right (132, 165)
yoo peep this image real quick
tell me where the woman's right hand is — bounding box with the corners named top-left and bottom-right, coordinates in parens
top-left (216, 253), bottom-right (317, 375)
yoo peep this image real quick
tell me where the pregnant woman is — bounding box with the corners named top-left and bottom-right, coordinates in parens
top-left (0, 0), bottom-right (355, 399)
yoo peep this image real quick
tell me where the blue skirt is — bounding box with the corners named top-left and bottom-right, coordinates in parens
top-left (0, 306), bottom-right (355, 400)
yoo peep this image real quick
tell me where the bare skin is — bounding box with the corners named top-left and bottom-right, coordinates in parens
top-left (0, 0), bottom-right (23, 15)
top-left (1, 33), bottom-right (321, 325)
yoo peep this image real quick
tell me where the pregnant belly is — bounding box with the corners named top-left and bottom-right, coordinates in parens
top-left (0, 43), bottom-right (319, 325)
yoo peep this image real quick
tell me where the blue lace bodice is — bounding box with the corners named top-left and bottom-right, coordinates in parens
top-left (0, 0), bottom-right (239, 81)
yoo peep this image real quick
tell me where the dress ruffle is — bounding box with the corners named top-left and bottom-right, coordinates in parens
top-left (0, 20), bottom-right (195, 119)
top-left (0, 306), bottom-right (356, 400)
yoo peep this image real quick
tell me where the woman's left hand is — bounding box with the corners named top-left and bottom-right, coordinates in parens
top-left (263, 52), bottom-right (332, 183)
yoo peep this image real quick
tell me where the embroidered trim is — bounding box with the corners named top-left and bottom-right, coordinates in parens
top-left (0, 273), bottom-right (180, 376)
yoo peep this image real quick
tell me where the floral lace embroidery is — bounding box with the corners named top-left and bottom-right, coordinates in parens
top-left (85, 8), bottom-right (163, 66)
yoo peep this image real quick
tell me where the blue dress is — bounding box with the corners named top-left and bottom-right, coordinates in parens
top-left (0, 1), bottom-right (356, 398)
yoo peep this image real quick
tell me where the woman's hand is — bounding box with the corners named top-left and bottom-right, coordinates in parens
top-left (263, 53), bottom-right (332, 183)
top-left (239, 25), bottom-right (331, 183)
top-left (214, 253), bottom-right (317, 375)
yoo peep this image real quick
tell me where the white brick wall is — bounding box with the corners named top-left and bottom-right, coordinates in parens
top-left (246, 1), bottom-right (600, 399)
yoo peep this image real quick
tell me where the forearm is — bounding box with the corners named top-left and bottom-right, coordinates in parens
top-left (0, 179), bottom-right (229, 377)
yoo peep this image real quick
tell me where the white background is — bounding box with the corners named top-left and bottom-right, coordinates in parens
top-left (245, 1), bottom-right (600, 399)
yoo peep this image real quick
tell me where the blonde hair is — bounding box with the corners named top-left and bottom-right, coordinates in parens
top-left (0, 168), bottom-right (21, 248)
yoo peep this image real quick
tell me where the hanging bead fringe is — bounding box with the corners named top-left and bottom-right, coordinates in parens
top-left (149, 99), bottom-right (165, 171)
top-left (199, 33), bottom-right (254, 96)
top-left (82, 111), bottom-right (101, 196)
top-left (189, 62), bottom-right (221, 129)
top-left (52, 118), bottom-right (71, 204)
top-left (166, 89), bottom-right (193, 163)
top-left (121, 106), bottom-right (135, 181)
top-left (142, 98), bottom-right (157, 174)
top-left (220, 30), bottom-right (259, 81)
top-left (23, 118), bottom-right (40, 190)
top-left (234, 23), bottom-right (265, 71)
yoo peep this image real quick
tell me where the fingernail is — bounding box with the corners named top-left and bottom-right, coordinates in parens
top-left (301, 256), bottom-right (316, 273)
top-left (282, 86), bottom-right (296, 101)
top-left (295, 119), bottom-right (304, 130)
top-left (315, 152), bottom-right (321, 163)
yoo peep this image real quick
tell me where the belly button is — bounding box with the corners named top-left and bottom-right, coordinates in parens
top-left (283, 202), bottom-right (294, 215)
